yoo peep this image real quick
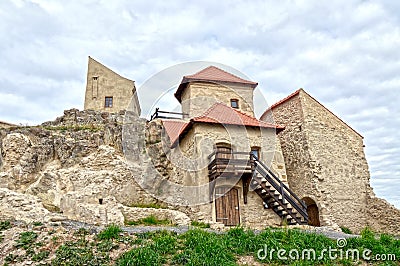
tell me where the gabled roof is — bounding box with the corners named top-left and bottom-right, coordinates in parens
top-left (161, 120), bottom-right (189, 145)
top-left (175, 66), bottom-right (258, 102)
top-left (260, 89), bottom-right (301, 119)
top-left (162, 103), bottom-right (283, 147)
top-left (260, 88), bottom-right (363, 138)
top-left (193, 102), bottom-right (283, 129)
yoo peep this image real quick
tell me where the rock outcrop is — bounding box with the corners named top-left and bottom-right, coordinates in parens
top-left (0, 109), bottom-right (190, 226)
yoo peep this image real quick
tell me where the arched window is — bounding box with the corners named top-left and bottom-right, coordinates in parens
top-left (216, 143), bottom-right (232, 159)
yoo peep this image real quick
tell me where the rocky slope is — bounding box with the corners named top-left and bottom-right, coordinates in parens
top-left (0, 109), bottom-right (190, 227)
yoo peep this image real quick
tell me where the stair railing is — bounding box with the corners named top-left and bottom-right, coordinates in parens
top-left (250, 153), bottom-right (308, 222)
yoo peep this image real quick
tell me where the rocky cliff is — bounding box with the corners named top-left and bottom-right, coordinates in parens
top-left (0, 109), bottom-right (190, 226)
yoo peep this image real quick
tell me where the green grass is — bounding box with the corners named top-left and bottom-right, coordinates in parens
top-left (190, 221), bottom-right (211, 228)
top-left (114, 227), bottom-right (399, 266)
top-left (96, 224), bottom-right (123, 240)
top-left (3, 224), bottom-right (398, 265)
top-left (129, 202), bottom-right (166, 209)
top-left (42, 124), bottom-right (103, 132)
top-left (340, 226), bottom-right (353, 234)
top-left (125, 215), bottom-right (173, 226)
top-left (0, 220), bottom-right (12, 231)
top-left (15, 231), bottom-right (38, 249)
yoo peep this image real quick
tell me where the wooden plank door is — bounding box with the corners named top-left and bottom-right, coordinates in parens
top-left (215, 187), bottom-right (240, 226)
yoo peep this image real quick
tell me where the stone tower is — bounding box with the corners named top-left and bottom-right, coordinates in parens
top-left (84, 56), bottom-right (141, 115)
top-left (174, 66), bottom-right (258, 118)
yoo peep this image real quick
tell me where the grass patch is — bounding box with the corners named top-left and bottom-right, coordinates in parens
top-left (129, 202), bottom-right (166, 209)
top-left (15, 231), bottom-right (38, 249)
top-left (340, 226), bottom-right (353, 234)
top-left (191, 221), bottom-right (211, 228)
top-left (96, 224), bottom-right (122, 240)
top-left (33, 221), bottom-right (43, 227)
top-left (42, 124), bottom-right (103, 132)
top-left (0, 220), bottom-right (12, 231)
top-left (125, 215), bottom-right (173, 226)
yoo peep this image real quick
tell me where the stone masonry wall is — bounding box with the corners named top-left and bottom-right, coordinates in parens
top-left (181, 82), bottom-right (255, 118)
top-left (262, 93), bottom-right (340, 229)
top-left (299, 90), bottom-right (370, 233)
top-left (84, 56), bottom-right (140, 115)
top-left (367, 195), bottom-right (400, 235)
top-left (188, 123), bottom-right (287, 227)
top-left (266, 89), bottom-right (400, 234)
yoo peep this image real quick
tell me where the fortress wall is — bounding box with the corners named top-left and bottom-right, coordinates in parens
top-left (298, 91), bottom-right (370, 232)
top-left (84, 57), bottom-right (140, 115)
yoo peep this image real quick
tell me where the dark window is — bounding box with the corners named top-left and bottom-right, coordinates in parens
top-left (92, 76), bottom-right (98, 80)
top-left (251, 147), bottom-right (260, 159)
top-left (230, 99), bottom-right (239, 108)
top-left (105, 97), bottom-right (113, 108)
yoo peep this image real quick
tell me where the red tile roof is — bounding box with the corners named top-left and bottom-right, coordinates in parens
top-left (175, 66), bottom-right (258, 102)
top-left (162, 103), bottom-right (284, 147)
top-left (161, 120), bottom-right (189, 145)
top-left (193, 102), bottom-right (283, 129)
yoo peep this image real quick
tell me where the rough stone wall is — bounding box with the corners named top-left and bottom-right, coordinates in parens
top-left (262, 93), bottom-right (340, 229)
top-left (84, 56), bottom-right (140, 115)
top-left (180, 82), bottom-right (255, 118)
top-left (367, 195), bottom-right (400, 235)
top-left (0, 109), bottom-right (158, 225)
top-left (183, 123), bottom-right (288, 227)
top-left (300, 90), bottom-right (370, 232)
top-left (0, 121), bottom-right (15, 129)
top-left (266, 89), bottom-right (400, 234)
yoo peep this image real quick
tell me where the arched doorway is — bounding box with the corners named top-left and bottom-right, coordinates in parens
top-left (302, 197), bottom-right (320, 226)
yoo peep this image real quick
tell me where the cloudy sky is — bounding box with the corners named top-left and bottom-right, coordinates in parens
top-left (0, 0), bottom-right (399, 208)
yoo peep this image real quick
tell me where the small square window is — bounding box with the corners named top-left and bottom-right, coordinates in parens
top-left (105, 97), bottom-right (113, 108)
top-left (230, 99), bottom-right (239, 108)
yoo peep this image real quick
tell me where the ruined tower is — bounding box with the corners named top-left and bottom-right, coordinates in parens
top-left (84, 56), bottom-right (141, 115)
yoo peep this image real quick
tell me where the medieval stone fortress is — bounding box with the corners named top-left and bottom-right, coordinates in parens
top-left (0, 57), bottom-right (399, 236)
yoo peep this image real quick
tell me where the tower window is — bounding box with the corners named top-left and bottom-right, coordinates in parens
top-left (92, 76), bottom-right (98, 80)
top-left (230, 99), bottom-right (239, 108)
top-left (105, 97), bottom-right (113, 108)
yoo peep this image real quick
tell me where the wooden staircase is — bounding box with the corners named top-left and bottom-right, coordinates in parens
top-left (249, 154), bottom-right (308, 225)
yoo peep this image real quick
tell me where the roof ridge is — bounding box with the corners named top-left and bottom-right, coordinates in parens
top-left (260, 89), bottom-right (302, 119)
top-left (193, 102), bottom-right (283, 128)
top-left (186, 66), bottom-right (252, 83)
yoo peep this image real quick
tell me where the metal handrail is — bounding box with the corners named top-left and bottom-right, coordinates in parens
top-left (150, 108), bottom-right (188, 120)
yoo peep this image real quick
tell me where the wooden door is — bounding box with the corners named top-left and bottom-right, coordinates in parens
top-left (215, 187), bottom-right (240, 226)
top-left (307, 204), bottom-right (320, 226)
